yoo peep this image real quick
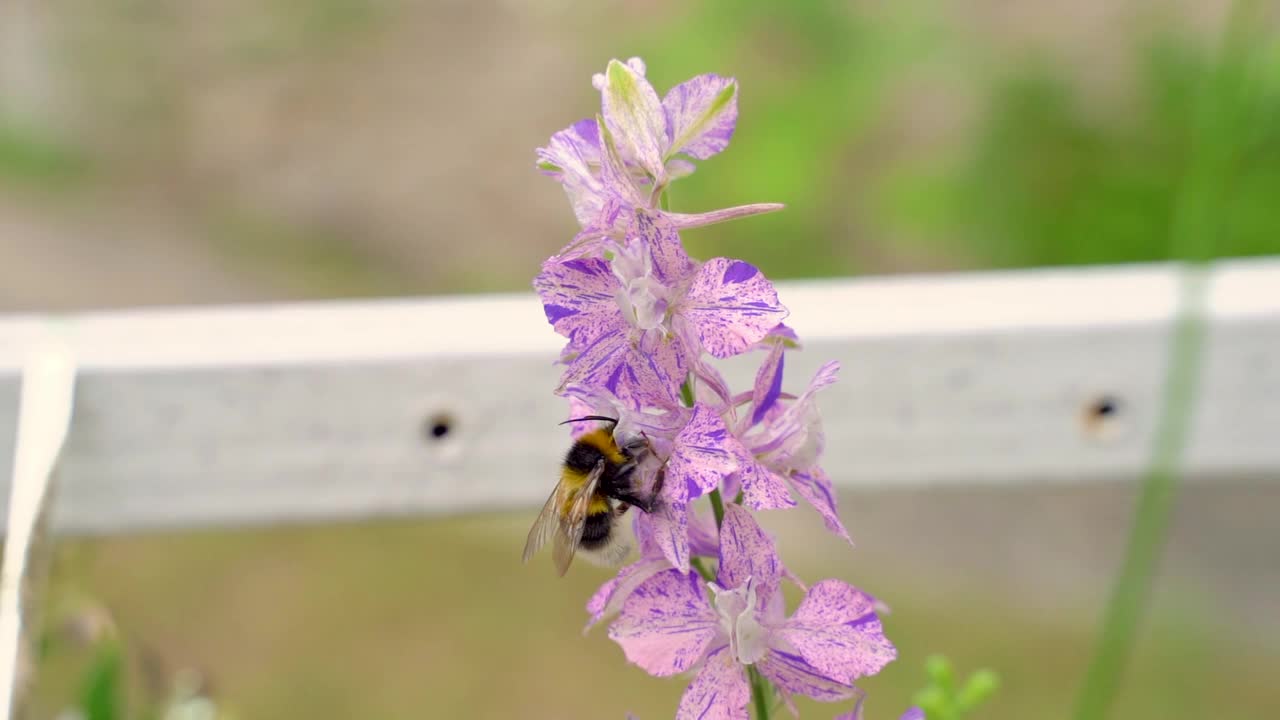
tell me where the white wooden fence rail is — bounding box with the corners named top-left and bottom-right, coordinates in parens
top-left (1, 258), bottom-right (1277, 538)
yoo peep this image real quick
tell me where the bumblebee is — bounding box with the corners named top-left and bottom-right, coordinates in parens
top-left (522, 416), bottom-right (662, 576)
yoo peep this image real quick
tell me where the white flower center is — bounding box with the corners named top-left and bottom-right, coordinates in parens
top-left (784, 402), bottom-right (823, 468)
top-left (710, 577), bottom-right (769, 666)
top-left (617, 276), bottom-right (669, 331)
top-left (611, 239), bottom-right (670, 332)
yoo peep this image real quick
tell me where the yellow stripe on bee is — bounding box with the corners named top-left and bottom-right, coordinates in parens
top-left (585, 495), bottom-right (610, 515)
top-left (557, 469), bottom-right (611, 516)
top-left (577, 428), bottom-right (627, 465)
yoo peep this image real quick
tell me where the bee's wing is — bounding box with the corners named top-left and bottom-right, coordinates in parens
top-left (551, 460), bottom-right (606, 577)
top-left (522, 481), bottom-right (566, 565)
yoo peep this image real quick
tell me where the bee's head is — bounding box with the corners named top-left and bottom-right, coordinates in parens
top-left (618, 433), bottom-right (650, 458)
top-left (561, 415), bottom-right (649, 458)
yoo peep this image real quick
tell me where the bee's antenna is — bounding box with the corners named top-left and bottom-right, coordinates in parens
top-left (559, 415), bottom-right (619, 427)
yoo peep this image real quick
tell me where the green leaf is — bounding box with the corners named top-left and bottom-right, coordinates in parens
top-left (911, 686), bottom-right (948, 720)
top-left (0, 122), bottom-right (91, 190)
top-left (925, 655), bottom-right (955, 694)
top-left (80, 642), bottom-right (124, 720)
top-left (957, 669), bottom-right (1001, 711)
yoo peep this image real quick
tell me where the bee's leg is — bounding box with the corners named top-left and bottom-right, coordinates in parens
top-left (602, 463), bottom-right (658, 513)
top-left (615, 503), bottom-right (631, 516)
top-left (610, 489), bottom-right (656, 514)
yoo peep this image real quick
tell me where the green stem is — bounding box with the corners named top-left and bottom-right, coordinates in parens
top-left (709, 489), bottom-right (726, 528)
top-left (1073, 277), bottom-right (1207, 720)
top-left (690, 557), bottom-right (716, 583)
top-left (1073, 2), bottom-right (1254, 717)
top-left (749, 666), bottom-right (771, 720)
top-left (1073, 263), bottom-right (1209, 720)
top-left (680, 376), bottom-right (696, 408)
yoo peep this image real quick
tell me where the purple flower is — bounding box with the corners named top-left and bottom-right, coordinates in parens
top-left (609, 505), bottom-right (895, 719)
top-left (692, 345), bottom-right (849, 543)
top-left (585, 508), bottom-right (719, 631)
top-left (644, 352), bottom-right (849, 560)
top-left (536, 58), bottom-right (782, 246)
top-left (533, 54), bottom-right (900, 720)
top-left (735, 358), bottom-right (853, 544)
top-left (535, 212), bottom-right (788, 410)
top-left (537, 117), bottom-right (609, 228)
top-left (534, 214), bottom-right (693, 409)
top-left (597, 57), bottom-right (735, 184)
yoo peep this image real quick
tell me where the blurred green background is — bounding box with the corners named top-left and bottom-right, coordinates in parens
top-left (2, 0), bottom-right (1278, 718)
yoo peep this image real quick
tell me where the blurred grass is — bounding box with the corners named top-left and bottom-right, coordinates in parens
top-left (32, 511), bottom-right (1280, 720)
top-left (0, 122), bottom-right (91, 190)
top-left (884, 25), bottom-right (1280, 268)
top-left (208, 208), bottom-right (425, 298)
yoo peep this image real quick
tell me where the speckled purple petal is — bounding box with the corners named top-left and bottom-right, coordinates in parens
top-left (802, 360), bottom-right (841, 398)
top-left (609, 569), bottom-right (719, 677)
top-left (682, 257), bottom-right (789, 359)
top-left (692, 356), bottom-right (734, 409)
top-left (779, 580), bottom-right (896, 684)
top-left (535, 118), bottom-right (605, 227)
top-left (676, 645), bottom-right (751, 720)
top-left (750, 340), bottom-right (786, 426)
top-left (596, 117), bottom-right (648, 207)
top-left (736, 457), bottom-right (795, 510)
top-left (648, 496), bottom-right (690, 572)
top-left (899, 708), bottom-right (926, 720)
top-left (628, 210), bottom-right (694, 285)
top-left (719, 472), bottom-right (742, 508)
top-left (666, 203), bottom-right (785, 230)
top-left (601, 59), bottom-right (668, 181)
top-left (757, 649), bottom-right (858, 704)
top-left (672, 315), bottom-right (734, 409)
top-left (756, 360), bottom-right (842, 471)
top-left (560, 327), bottom-right (685, 410)
top-left (640, 499), bottom-right (721, 561)
top-left (586, 573), bottom-right (622, 628)
top-left (586, 556), bottom-right (672, 631)
top-left (631, 509), bottom-right (660, 558)
top-left (668, 403), bottom-right (740, 503)
top-left (716, 504), bottom-right (784, 601)
top-left (790, 468), bottom-right (852, 545)
top-left (688, 508), bottom-right (720, 558)
top-left (555, 195), bottom-right (631, 260)
top-left (663, 74), bottom-right (738, 161)
top-left (534, 256), bottom-right (623, 352)
top-left (564, 395), bottom-right (601, 439)
top-left (561, 383), bottom-right (688, 446)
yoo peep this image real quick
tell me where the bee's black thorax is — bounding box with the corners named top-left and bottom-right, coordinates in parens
top-left (564, 439), bottom-right (613, 474)
top-left (565, 430), bottom-right (639, 497)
